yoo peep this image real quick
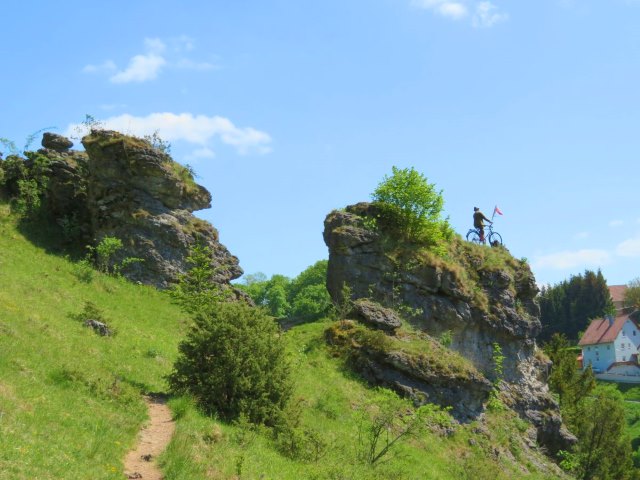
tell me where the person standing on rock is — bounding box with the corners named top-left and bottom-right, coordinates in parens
top-left (473, 207), bottom-right (492, 243)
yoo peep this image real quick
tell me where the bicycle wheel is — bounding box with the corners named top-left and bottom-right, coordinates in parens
top-left (488, 231), bottom-right (502, 246)
top-left (466, 230), bottom-right (483, 245)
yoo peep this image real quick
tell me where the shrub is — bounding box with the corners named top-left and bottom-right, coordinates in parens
top-left (168, 301), bottom-right (292, 425)
top-left (370, 166), bottom-right (453, 253)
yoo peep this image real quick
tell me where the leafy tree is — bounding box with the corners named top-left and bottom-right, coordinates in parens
top-left (371, 166), bottom-right (452, 251)
top-left (544, 333), bottom-right (595, 423)
top-left (572, 386), bottom-right (633, 480)
top-left (287, 260), bottom-right (332, 320)
top-left (264, 278), bottom-right (290, 318)
top-left (168, 301), bottom-right (292, 425)
top-left (625, 278), bottom-right (640, 308)
top-left (545, 335), bottom-right (635, 479)
top-left (539, 269), bottom-right (614, 341)
top-left (237, 260), bottom-right (332, 321)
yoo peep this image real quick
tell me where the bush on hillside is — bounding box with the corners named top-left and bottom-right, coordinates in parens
top-left (168, 301), bottom-right (292, 425)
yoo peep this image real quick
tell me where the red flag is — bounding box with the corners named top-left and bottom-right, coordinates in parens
top-left (493, 205), bottom-right (503, 216)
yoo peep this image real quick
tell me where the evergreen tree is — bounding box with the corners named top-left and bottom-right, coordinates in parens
top-left (539, 269), bottom-right (614, 342)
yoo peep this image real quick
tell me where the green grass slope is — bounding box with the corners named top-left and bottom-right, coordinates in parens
top-left (0, 204), bottom-right (565, 479)
top-left (0, 204), bottom-right (186, 480)
top-left (161, 318), bottom-right (564, 480)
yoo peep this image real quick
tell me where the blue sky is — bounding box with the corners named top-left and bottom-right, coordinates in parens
top-left (2, 0), bottom-right (640, 287)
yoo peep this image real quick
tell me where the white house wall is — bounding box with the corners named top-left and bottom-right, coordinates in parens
top-left (613, 320), bottom-right (640, 362)
top-left (582, 342), bottom-right (615, 372)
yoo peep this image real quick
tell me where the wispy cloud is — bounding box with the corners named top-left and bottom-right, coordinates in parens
top-left (574, 231), bottom-right (589, 240)
top-left (609, 219), bottom-right (624, 227)
top-left (412, 0), bottom-right (469, 20)
top-left (82, 60), bottom-right (117, 74)
top-left (472, 1), bottom-right (508, 28)
top-left (83, 36), bottom-right (219, 84)
top-left (65, 112), bottom-right (272, 157)
top-left (411, 0), bottom-right (508, 27)
top-left (616, 235), bottom-right (640, 257)
top-left (110, 51), bottom-right (166, 84)
top-left (533, 249), bottom-right (611, 270)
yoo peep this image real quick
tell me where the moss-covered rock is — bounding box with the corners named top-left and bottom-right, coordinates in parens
top-left (4, 130), bottom-right (242, 290)
top-left (323, 202), bottom-right (576, 454)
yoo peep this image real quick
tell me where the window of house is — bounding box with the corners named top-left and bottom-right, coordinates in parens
top-left (623, 356), bottom-right (627, 361)
top-left (607, 345), bottom-right (611, 350)
top-left (634, 331), bottom-right (637, 336)
top-left (588, 347), bottom-right (591, 351)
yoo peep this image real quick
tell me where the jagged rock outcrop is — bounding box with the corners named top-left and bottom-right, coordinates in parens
top-left (10, 131), bottom-right (242, 290)
top-left (324, 202), bottom-right (575, 454)
top-left (42, 133), bottom-right (73, 152)
top-left (80, 130), bottom-right (241, 288)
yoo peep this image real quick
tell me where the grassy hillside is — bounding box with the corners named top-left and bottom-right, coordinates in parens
top-left (0, 204), bottom-right (564, 479)
top-left (162, 318), bottom-right (564, 480)
top-left (0, 204), bottom-right (186, 480)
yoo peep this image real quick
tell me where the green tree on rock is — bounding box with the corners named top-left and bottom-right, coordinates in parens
top-left (371, 166), bottom-right (452, 251)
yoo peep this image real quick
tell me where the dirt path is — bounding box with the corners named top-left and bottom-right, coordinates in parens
top-left (124, 396), bottom-right (176, 480)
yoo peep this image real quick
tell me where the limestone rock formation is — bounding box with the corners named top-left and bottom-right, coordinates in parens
top-left (14, 131), bottom-right (242, 290)
top-left (80, 130), bottom-right (241, 288)
top-left (323, 202), bottom-right (575, 454)
top-left (351, 298), bottom-right (402, 332)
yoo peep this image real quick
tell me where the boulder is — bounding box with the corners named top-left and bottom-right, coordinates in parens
top-left (351, 299), bottom-right (402, 332)
top-left (42, 133), bottom-right (73, 152)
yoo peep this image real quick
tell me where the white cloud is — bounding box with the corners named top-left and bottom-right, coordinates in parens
top-left (472, 1), bottom-right (509, 28)
top-left (65, 112), bottom-right (272, 156)
top-left (82, 60), bottom-right (116, 74)
top-left (412, 0), bottom-right (507, 26)
top-left (84, 36), bottom-right (217, 84)
top-left (574, 231), bottom-right (589, 239)
top-left (412, 0), bottom-right (468, 19)
top-left (609, 219), bottom-right (624, 227)
top-left (187, 147), bottom-right (216, 160)
top-left (110, 53), bottom-right (166, 84)
top-left (144, 37), bottom-right (166, 53)
top-left (533, 249), bottom-right (611, 270)
top-left (616, 236), bottom-right (640, 257)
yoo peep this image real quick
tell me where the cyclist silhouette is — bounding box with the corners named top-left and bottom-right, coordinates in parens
top-left (473, 207), bottom-right (492, 243)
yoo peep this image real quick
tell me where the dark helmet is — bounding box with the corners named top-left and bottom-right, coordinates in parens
top-left (473, 207), bottom-right (479, 211)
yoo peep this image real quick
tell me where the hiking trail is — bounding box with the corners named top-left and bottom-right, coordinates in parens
top-left (124, 396), bottom-right (175, 480)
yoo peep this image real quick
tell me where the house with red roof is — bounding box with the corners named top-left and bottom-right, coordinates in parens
top-left (609, 284), bottom-right (628, 312)
top-left (578, 310), bottom-right (640, 378)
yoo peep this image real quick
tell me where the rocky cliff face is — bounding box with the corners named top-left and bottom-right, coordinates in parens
top-left (18, 131), bottom-right (242, 289)
top-left (323, 202), bottom-right (575, 455)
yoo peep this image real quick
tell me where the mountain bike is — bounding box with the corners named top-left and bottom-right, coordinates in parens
top-left (466, 224), bottom-right (502, 246)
